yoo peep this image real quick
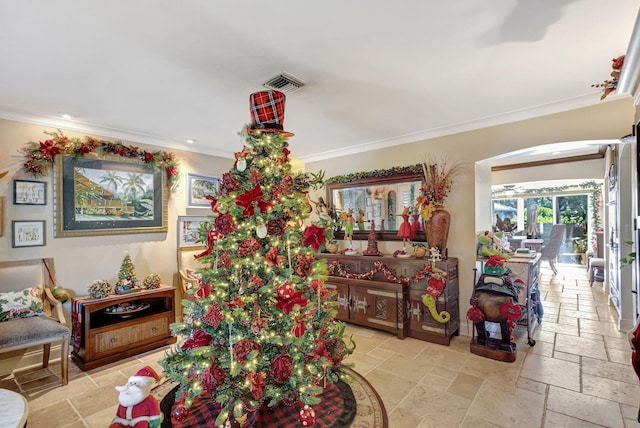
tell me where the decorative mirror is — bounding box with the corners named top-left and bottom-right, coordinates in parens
top-left (325, 165), bottom-right (426, 241)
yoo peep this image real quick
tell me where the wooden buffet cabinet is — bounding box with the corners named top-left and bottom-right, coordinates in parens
top-left (316, 254), bottom-right (459, 345)
top-left (71, 286), bottom-right (177, 370)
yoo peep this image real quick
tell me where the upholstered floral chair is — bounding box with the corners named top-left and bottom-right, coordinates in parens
top-left (0, 258), bottom-right (70, 385)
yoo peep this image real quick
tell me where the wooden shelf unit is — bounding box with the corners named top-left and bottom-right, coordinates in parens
top-left (316, 254), bottom-right (459, 345)
top-left (71, 286), bottom-right (177, 371)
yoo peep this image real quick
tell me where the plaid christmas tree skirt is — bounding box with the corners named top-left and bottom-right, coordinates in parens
top-left (154, 367), bottom-right (386, 427)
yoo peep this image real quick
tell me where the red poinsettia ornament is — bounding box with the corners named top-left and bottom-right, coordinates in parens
top-left (181, 329), bottom-right (212, 350)
top-left (302, 224), bottom-right (326, 251)
top-left (275, 290), bottom-right (309, 315)
top-left (38, 139), bottom-right (61, 159)
top-left (265, 246), bottom-right (285, 267)
top-left (235, 184), bottom-right (273, 217)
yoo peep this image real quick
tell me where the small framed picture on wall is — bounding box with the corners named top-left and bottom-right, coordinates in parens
top-left (12, 220), bottom-right (46, 248)
top-left (178, 216), bottom-right (211, 248)
top-left (14, 179), bottom-right (47, 205)
top-left (187, 174), bottom-right (219, 208)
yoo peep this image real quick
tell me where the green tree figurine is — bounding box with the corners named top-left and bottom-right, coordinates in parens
top-left (115, 252), bottom-right (138, 294)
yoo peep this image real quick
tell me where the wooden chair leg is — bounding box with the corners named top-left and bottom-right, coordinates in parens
top-left (42, 343), bottom-right (51, 368)
top-left (61, 338), bottom-right (69, 385)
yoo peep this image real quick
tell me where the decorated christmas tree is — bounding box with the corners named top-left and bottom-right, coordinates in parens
top-left (161, 91), bottom-right (354, 426)
top-left (115, 252), bottom-right (138, 294)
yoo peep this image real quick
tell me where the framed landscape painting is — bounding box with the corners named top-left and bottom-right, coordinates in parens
top-left (178, 216), bottom-right (211, 248)
top-left (187, 173), bottom-right (219, 208)
top-left (54, 155), bottom-right (168, 237)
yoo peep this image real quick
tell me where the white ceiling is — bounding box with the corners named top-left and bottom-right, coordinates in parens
top-left (1, 1), bottom-right (638, 163)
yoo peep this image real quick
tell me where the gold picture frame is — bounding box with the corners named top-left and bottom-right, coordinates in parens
top-left (54, 154), bottom-right (168, 237)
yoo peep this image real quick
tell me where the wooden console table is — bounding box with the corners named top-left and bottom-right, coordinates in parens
top-left (316, 254), bottom-right (459, 345)
top-left (71, 286), bottom-right (177, 370)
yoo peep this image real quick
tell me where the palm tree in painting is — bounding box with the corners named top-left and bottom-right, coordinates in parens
top-left (122, 173), bottom-right (147, 201)
top-left (193, 178), bottom-right (218, 199)
top-left (99, 171), bottom-right (124, 195)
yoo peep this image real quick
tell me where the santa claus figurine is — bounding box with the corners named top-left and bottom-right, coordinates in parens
top-left (110, 366), bottom-right (163, 428)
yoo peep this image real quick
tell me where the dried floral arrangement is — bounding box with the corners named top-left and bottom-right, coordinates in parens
top-left (592, 55), bottom-right (625, 100)
top-left (415, 158), bottom-right (465, 221)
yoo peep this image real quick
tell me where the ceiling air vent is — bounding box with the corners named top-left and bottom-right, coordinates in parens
top-left (263, 73), bottom-right (305, 93)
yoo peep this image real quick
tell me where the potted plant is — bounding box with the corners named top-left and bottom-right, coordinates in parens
top-left (573, 237), bottom-right (588, 264)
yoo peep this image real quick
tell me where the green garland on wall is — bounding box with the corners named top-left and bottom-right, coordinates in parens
top-left (326, 164), bottom-right (423, 183)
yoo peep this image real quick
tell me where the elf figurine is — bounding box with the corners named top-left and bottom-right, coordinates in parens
top-left (110, 366), bottom-right (163, 428)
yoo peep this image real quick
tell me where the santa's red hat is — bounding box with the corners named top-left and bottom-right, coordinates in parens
top-left (128, 366), bottom-right (160, 386)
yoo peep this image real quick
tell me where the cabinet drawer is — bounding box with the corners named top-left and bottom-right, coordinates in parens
top-left (94, 316), bottom-right (169, 354)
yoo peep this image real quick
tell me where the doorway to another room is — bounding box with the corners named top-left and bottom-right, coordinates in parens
top-left (492, 180), bottom-right (604, 266)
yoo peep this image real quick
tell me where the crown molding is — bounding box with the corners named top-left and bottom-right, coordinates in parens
top-left (299, 93), bottom-right (616, 163)
top-left (0, 110), bottom-right (235, 159)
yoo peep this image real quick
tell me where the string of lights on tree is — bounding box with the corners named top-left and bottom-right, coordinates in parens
top-left (160, 128), bottom-right (354, 426)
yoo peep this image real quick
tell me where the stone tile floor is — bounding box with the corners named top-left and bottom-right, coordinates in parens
top-left (2, 264), bottom-right (639, 427)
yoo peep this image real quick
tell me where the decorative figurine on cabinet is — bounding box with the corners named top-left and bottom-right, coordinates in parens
top-left (363, 220), bottom-right (381, 256)
top-left (467, 255), bottom-right (522, 362)
top-left (356, 208), bottom-right (366, 231)
top-left (340, 208), bottom-right (356, 253)
top-left (393, 206), bottom-right (416, 250)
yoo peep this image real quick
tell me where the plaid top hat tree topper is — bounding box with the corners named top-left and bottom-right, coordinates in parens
top-left (247, 90), bottom-right (295, 137)
top-left (161, 90), bottom-right (353, 427)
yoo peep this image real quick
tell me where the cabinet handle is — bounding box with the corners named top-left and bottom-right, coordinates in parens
top-left (151, 327), bottom-right (157, 332)
top-left (110, 338), bottom-right (117, 343)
